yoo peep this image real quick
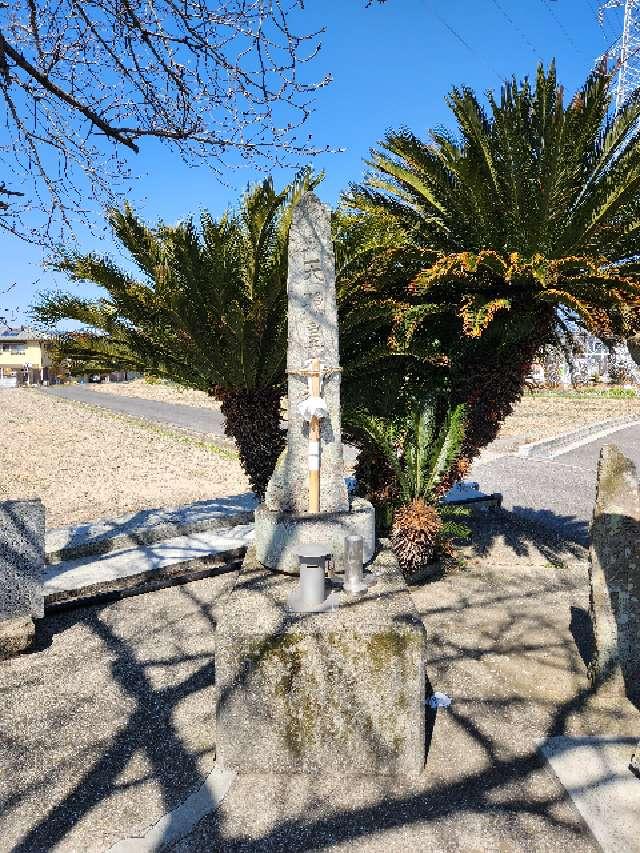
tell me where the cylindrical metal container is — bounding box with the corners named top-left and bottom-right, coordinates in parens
top-left (299, 563), bottom-right (326, 609)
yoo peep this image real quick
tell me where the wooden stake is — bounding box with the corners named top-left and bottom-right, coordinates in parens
top-left (309, 357), bottom-right (321, 513)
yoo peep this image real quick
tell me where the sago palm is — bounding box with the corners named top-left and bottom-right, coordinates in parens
top-left (33, 172), bottom-right (321, 496)
top-left (348, 62), bottom-right (640, 484)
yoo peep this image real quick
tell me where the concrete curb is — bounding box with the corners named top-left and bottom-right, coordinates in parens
top-left (106, 767), bottom-right (236, 852)
top-left (518, 415), bottom-right (640, 460)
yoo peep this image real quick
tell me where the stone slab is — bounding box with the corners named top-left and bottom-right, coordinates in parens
top-left (46, 494), bottom-right (257, 564)
top-left (44, 526), bottom-right (254, 604)
top-left (588, 445), bottom-right (640, 699)
top-left (0, 499), bottom-right (44, 622)
top-left (254, 497), bottom-right (375, 574)
top-left (539, 736), bottom-right (640, 853)
top-left (216, 545), bottom-right (426, 778)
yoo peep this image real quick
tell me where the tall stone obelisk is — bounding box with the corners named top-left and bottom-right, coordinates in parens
top-left (255, 192), bottom-right (374, 573)
top-left (264, 192), bottom-right (349, 514)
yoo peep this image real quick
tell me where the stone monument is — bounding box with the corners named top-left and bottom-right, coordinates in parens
top-left (216, 191), bottom-right (427, 778)
top-left (0, 499), bottom-right (45, 658)
top-left (255, 192), bottom-right (374, 573)
top-left (588, 445), bottom-right (640, 699)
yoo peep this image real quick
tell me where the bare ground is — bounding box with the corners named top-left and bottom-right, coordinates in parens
top-left (1, 514), bottom-right (636, 852)
top-left (497, 392), bottom-right (640, 447)
top-left (0, 389), bottom-right (249, 528)
top-left (5, 386), bottom-right (640, 529)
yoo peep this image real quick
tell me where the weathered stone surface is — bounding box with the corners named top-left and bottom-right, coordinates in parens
top-left (588, 445), bottom-right (640, 699)
top-left (255, 498), bottom-right (375, 574)
top-left (263, 192), bottom-right (348, 515)
top-left (216, 546), bottom-right (426, 777)
top-left (0, 615), bottom-right (35, 659)
top-left (0, 499), bottom-right (45, 625)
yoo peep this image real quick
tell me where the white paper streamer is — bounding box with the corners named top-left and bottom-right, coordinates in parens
top-left (297, 396), bottom-right (329, 421)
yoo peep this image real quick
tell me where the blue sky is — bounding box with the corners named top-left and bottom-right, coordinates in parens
top-left (0, 0), bottom-right (624, 326)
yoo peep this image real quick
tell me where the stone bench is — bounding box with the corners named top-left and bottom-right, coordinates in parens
top-left (216, 546), bottom-right (427, 778)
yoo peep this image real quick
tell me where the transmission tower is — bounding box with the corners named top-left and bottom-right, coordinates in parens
top-left (599, 0), bottom-right (640, 112)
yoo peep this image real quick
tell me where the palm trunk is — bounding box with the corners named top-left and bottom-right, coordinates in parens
top-left (439, 310), bottom-right (556, 493)
top-left (219, 387), bottom-right (285, 499)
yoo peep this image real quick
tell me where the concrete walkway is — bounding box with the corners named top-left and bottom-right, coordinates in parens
top-left (1, 511), bottom-right (637, 852)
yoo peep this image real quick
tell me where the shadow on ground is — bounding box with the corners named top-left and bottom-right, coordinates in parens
top-left (1, 508), bottom-right (636, 852)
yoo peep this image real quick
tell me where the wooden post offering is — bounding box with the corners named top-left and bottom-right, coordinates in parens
top-left (309, 357), bottom-right (321, 513)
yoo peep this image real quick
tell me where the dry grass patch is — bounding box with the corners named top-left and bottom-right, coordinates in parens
top-left (0, 389), bottom-right (249, 528)
top-left (498, 392), bottom-right (640, 444)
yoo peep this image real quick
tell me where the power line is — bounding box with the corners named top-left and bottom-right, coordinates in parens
top-left (487, 0), bottom-right (543, 60)
top-left (539, 0), bottom-right (589, 56)
top-left (425, 2), bottom-right (504, 84)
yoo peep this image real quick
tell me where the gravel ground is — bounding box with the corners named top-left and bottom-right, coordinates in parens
top-left (497, 392), bottom-right (640, 447)
top-left (0, 388), bottom-right (249, 528)
top-left (2, 513), bottom-right (637, 852)
top-left (89, 378), bottom-right (222, 410)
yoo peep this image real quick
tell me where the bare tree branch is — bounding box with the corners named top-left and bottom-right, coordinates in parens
top-left (0, 0), bottom-right (338, 242)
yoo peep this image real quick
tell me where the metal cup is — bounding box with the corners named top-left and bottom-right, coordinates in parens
top-left (341, 535), bottom-right (375, 595)
top-left (343, 535), bottom-right (364, 590)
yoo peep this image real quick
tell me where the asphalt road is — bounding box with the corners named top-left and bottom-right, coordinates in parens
top-left (42, 384), bottom-right (639, 545)
top-left (471, 423), bottom-right (640, 546)
top-left (42, 384), bottom-right (228, 435)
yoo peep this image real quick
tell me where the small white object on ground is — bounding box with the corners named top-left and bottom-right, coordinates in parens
top-left (427, 692), bottom-right (452, 709)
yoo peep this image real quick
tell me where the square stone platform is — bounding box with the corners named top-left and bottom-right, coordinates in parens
top-left (216, 547), bottom-right (426, 778)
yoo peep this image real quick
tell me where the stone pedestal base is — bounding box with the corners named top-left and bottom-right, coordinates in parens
top-left (0, 616), bottom-right (35, 659)
top-left (254, 497), bottom-right (375, 575)
top-left (216, 546), bottom-right (426, 778)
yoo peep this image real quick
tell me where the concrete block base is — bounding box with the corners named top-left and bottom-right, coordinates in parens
top-left (0, 616), bottom-right (35, 659)
top-left (216, 546), bottom-right (426, 778)
top-left (254, 497), bottom-right (375, 575)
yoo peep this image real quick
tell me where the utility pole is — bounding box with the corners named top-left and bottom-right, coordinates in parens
top-left (599, 0), bottom-right (640, 112)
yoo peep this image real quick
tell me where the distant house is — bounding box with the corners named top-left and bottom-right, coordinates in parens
top-left (0, 326), bottom-right (61, 387)
top-left (535, 331), bottom-right (640, 387)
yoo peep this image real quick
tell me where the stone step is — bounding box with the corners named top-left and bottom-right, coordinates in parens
top-left (44, 525), bottom-right (255, 605)
top-left (45, 495), bottom-right (257, 564)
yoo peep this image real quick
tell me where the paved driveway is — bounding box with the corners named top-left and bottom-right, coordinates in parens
top-left (42, 384), bottom-right (228, 435)
top-left (471, 423), bottom-right (640, 546)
